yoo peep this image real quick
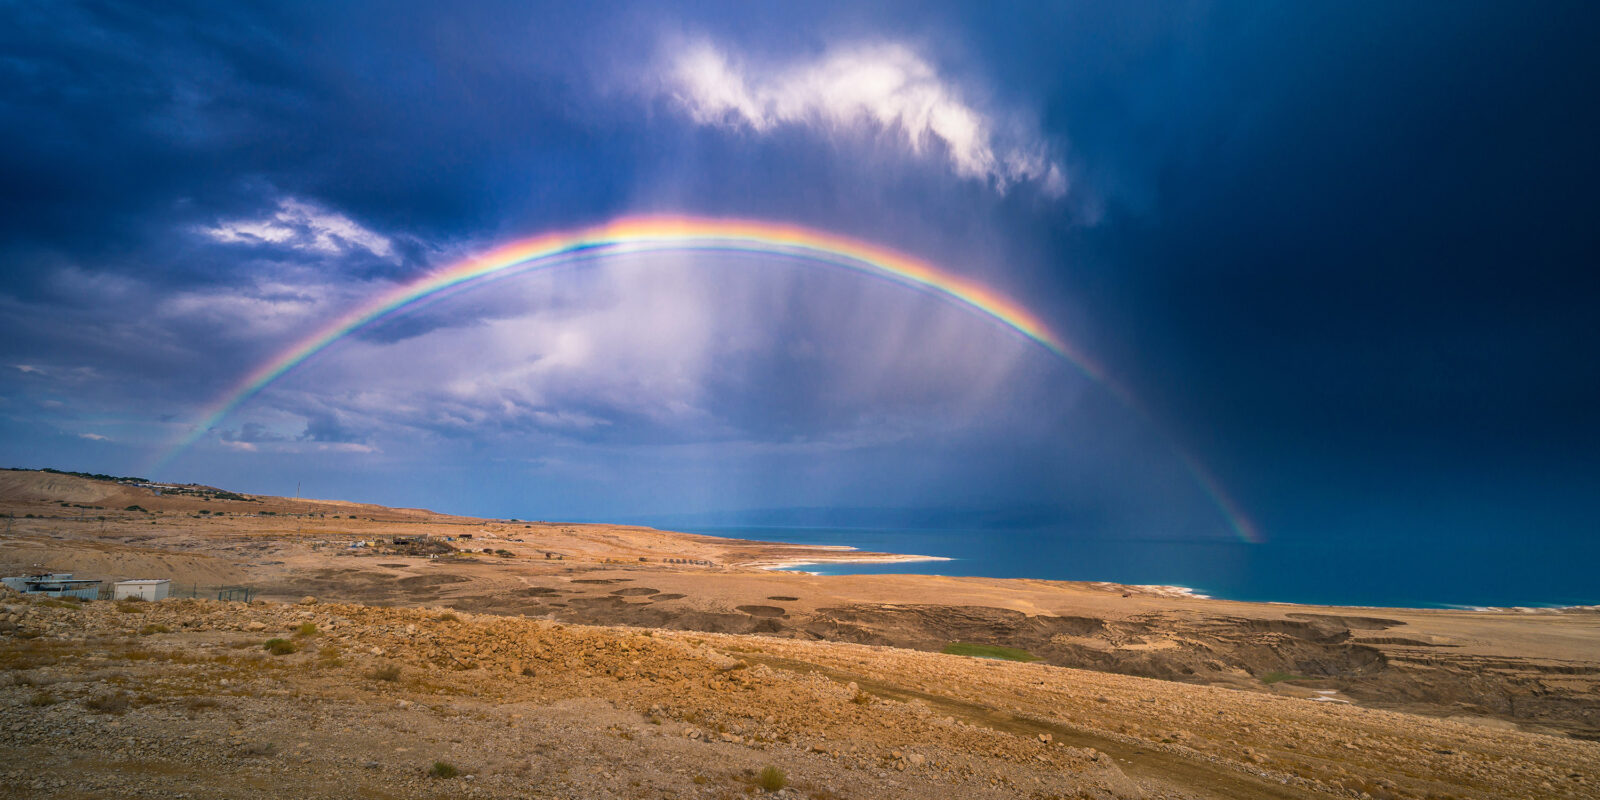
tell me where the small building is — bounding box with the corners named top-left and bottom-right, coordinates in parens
top-left (3, 573), bottom-right (101, 600)
top-left (113, 579), bottom-right (171, 602)
top-left (2, 573), bottom-right (66, 592)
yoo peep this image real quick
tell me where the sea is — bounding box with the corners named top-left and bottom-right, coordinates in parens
top-left (679, 526), bottom-right (1600, 610)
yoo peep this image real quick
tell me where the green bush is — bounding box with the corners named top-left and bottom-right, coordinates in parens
top-left (1259, 671), bottom-right (1311, 685)
top-left (294, 622), bottom-right (318, 637)
top-left (940, 642), bottom-right (1039, 662)
top-left (756, 765), bottom-right (787, 792)
top-left (428, 761), bottom-right (460, 779)
top-left (263, 638), bottom-right (297, 656)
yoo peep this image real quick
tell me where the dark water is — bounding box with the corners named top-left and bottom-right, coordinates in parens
top-left (682, 526), bottom-right (1600, 609)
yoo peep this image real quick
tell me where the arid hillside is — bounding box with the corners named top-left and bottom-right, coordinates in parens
top-left (2, 593), bottom-right (1597, 800)
top-left (2, 469), bottom-right (1599, 798)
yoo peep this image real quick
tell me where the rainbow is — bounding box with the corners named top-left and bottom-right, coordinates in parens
top-left (156, 214), bottom-right (1261, 542)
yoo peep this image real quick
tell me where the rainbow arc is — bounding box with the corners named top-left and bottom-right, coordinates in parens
top-left (155, 215), bottom-right (1261, 543)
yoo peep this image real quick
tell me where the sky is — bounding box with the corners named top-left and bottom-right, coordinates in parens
top-left (2, 1), bottom-right (1597, 551)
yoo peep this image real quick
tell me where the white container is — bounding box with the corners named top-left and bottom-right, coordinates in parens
top-left (113, 579), bottom-right (171, 601)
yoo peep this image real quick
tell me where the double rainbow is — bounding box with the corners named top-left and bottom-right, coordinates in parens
top-left (158, 214), bottom-right (1260, 542)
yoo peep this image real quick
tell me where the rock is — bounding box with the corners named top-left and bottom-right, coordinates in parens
top-left (1038, 733), bottom-right (1053, 744)
top-left (245, 621), bottom-right (266, 632)
top-left (298, 596), bottom-right (318, 605)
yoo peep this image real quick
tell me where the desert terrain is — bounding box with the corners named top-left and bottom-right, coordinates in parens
top-left (2, 468), bottom-right (1598, 798)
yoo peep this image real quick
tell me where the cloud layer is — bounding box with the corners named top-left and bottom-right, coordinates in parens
top-left (662, 40), bottom-right (1065, 195)
top-left (201, 199), bottom-right (396, 259)
top-left (4, 1), bottom-right (1594, 555)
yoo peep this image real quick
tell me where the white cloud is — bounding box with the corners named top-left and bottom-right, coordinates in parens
top-left (215, 437), bottom-right (376, 456)
top-left (661, 40), bottom-right (1065, 195)
top-left (200, 198), bottom-right (395, 259)
top-left (157, 281), bottom-right (332, 341)
top-left (78, 432), bottom-right (109, 441)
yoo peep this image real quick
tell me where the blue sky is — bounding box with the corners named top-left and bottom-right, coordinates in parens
top-left (2, 1), bottom-right (1596, 549)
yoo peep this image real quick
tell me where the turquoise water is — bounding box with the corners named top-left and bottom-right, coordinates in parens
top-left (682, 526), bottom-right (1600, 609)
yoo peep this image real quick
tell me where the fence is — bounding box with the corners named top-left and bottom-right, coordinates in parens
top-left (95, 583), bottom-right (257, 603)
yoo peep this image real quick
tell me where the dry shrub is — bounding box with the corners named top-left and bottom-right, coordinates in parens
top-left (85, 692), bottom-right (132, 714)
top-left (369, 664), bottom-right (402, 682)
top-left (756, 765), bottom-right (787, 792)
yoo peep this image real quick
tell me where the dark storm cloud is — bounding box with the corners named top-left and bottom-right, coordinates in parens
top-left (1037, 3), bottom-right (1600, 542)
top-left (1, 1), bottom-right (1595, 543)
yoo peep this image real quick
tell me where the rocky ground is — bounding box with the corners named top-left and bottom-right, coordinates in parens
top-left (3, 592), bottom-right (1596, 800)
top-left (3, 469), bottom-right (1600, 797)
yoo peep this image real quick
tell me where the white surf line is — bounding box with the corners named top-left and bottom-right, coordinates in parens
top-left (752, 554), bottom-right (954, 571)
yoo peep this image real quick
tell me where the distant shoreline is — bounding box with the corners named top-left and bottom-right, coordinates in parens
top-left (679, 524), bottom-right (1600, 610)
